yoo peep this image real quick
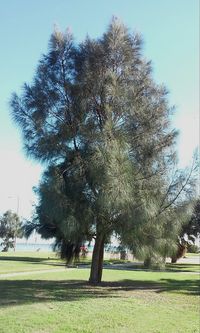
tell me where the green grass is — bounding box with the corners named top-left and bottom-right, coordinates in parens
top-left (0, 253), bottom-right (199, 333)
top-left (0, 251), bottom-right (64, 274)
top-left (0, 252), bottom-right (132, 274)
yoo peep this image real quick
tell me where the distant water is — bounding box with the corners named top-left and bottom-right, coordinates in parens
top-left (0, 243), bottom-right (116, 253)
top-left (0, 243), bottom-right (54, 252)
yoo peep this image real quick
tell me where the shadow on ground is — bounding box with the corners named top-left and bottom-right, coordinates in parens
top-left (0, 256), bottom-right (50, 262)
top-left (0, 277), bottom-right (199, 308)
top-left (166, 264), bottom-right (200, 272)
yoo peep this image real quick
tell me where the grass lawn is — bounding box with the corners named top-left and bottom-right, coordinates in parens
top-left (0, 253), bottom-right (199, 333)
top-left (0, 252), bottom-right (64, 274)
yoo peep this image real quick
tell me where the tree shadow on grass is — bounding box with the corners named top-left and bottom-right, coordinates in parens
top-left (160, 278), bottom-right (200, 294)
top-left (166, 264), bottom-right (200, 273)
top-left (102, 278), bottom-right (200, 295)
top-left (0, 279), bottom-right (111, 307)
top-left (0, 277), bottom-right (199, 308)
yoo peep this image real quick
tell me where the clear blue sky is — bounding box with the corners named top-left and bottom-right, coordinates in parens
top-left (0, 0), bottom-right (199, 218)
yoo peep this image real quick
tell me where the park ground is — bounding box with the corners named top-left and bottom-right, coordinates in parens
top-left (0, 252), bottom-right (199, 333)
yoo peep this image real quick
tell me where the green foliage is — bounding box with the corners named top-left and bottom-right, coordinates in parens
top-left (0, 210), bottom-right (22, 251)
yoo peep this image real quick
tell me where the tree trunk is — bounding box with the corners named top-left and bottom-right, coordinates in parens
top-left (171, 256), bottom-right (177, 263)
top-left (2, 245), bottom-right (9, 252)
top-left (89, 232), bottom-right (105, 284)
top-left (144, 257), bottom-right (152, 268)
top-left (171, 243), bottom-right (187, 264)
top-left (120, 250), bottom-right (127, 260)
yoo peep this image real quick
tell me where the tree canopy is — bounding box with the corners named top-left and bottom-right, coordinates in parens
top-left (0, 210), bottom-right (22, 252)
top-left (11, 18), bottom-right (197, 282)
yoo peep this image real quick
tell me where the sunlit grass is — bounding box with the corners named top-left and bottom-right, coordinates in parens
top-left (0, 251), bottom-right (64, 274)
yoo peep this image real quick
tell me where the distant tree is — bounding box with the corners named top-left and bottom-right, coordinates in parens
top-left (184, 198), bottom-right (200, 241)
top-left (171, 197), bottom-right (200, 262)
top-left (0, 210), bottom-right (22, 252)
top-left (11, 18), bottom-right (197, 282)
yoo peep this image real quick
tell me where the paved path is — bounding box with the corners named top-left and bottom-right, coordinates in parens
top-left (172, 256), bottom-right (199, 265)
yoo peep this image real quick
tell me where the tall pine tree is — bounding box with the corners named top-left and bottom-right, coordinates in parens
top-left (11, 18), bottom-right (196, 283)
